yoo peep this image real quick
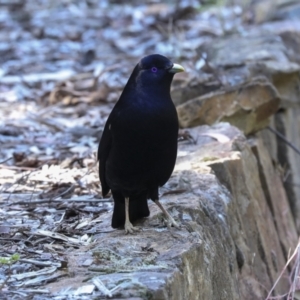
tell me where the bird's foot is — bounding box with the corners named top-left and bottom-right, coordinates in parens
top-left (154, 200), bottom-right (180, 229)
top-left (124, 220), bottom-right (139, 234)
top-left (165, 215), bottom-right (180, 229)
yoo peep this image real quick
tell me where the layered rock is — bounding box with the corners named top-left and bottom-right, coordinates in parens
top-left (48, 124), bottom-right (297, 299)
top-left (177, 79), bottom-right (280, 134)
top-left (175, 22), bottom-right (300, 232)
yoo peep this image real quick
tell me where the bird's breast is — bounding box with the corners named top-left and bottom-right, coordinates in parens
top-left (106, 100), bottom-right (178, 191)
top-left (115, 103), bottom-right (177, 145)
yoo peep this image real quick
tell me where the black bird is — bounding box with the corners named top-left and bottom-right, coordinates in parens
top-left (98, 54), bottom-right (184, 233)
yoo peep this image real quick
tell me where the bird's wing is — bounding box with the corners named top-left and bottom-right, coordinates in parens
top-left (98, 118), bottom-right (112, 197)
top-left (97, 87), bottom-right (131, 197)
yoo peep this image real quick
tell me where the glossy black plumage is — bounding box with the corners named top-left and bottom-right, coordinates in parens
top-left (98, 54), bottom-right (184, 232)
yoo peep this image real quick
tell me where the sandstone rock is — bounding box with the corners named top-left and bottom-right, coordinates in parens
top-left (171, 75), bottom-right (222, 107)
top-left (249, 22), bottom-right (300, 231)
top-left (47, 124), bottom-right (297, 299)
top-left (253, 0), bottom-right (300, 23)
top-left (177, 80), bottom-right (280, 134)
top-left (250, 137), bottom-right (297, 256)
top-left (176, 33), bottom-right (299, 135)
top-left (274, 111), bottom-right (300, 230)
top-left (176, 25), bottom-right (300, 232)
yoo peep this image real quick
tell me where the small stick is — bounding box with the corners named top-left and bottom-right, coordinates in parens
top-left (267, 126), bottom-right (300, 156)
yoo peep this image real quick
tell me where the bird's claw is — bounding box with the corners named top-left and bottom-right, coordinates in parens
top-left (165, 216), bottom-right (180, 229)
top-left (124, 221), bottom-right (139, 234)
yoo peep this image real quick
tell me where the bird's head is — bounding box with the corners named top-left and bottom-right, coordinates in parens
top-left (129, 54), bottom-right (184, 92)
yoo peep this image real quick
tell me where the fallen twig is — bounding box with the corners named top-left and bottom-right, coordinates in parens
top-left (267, 126), bottom-right (300, 156)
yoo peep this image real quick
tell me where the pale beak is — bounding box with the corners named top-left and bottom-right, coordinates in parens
top-left (169, 63), bottom-right (185, 73)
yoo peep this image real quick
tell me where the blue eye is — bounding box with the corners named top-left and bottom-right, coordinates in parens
top-left (151, 67), bottom-right (158, 73)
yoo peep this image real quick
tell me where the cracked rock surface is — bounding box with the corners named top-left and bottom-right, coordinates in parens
top-left (45, 123), bottom-right (296, 299)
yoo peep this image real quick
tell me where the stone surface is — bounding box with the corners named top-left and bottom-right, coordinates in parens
top-left (251, 22), bottom-right (300, 231)
top-left (176, 32), bottom-right (299, 136)
top-left (250, 137), bottom-right (297, 256)
top-left (209, 132), bottom-right (296, 298)
top-left (177, 80), bottom-right (280, 134)
top-left (254, 0), bottom-right (300, 23)
top-left (46, 124), bottom-right (297, 299)
top-left (175, 20), bottom-right (300, 232)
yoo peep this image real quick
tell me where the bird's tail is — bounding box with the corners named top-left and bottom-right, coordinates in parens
top-left (111, 191), bottom-right (150, 228)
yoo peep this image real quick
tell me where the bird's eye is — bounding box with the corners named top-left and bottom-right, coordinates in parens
top-left (151, 67), bottom-right (158, 73)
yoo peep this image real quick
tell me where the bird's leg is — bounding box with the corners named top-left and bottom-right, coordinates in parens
top-left (124, 197), bottom-right (139, 234)
top-left (154, 200), bottom-right (180, 228)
